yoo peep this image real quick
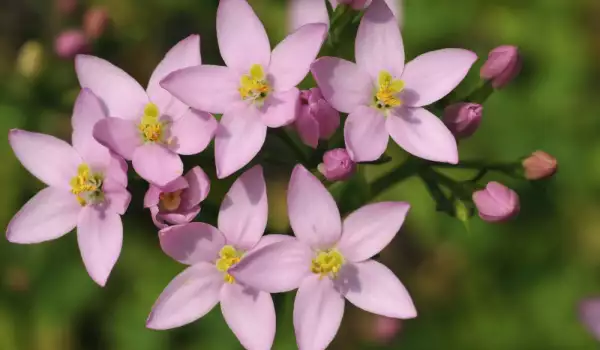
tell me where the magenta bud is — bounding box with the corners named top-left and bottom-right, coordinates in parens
top-left (522, 151), bottom-right (557, 180)
top-left (84, 7), bottom-right (109, 39)
top-left (294, 88), bottom-right (340, 148)
top-left (54, 30), bottom-right (89, 59)
top-left (480, 45), bottom-right (522, 89)
top-left (472, 182), bottom-right (519, 222)
top-left (443, 102), bottom-right (482, 138)
top-left (318, 148), bottom-right (356, 181)
top-left (579, 298), bottom-right (600, 341)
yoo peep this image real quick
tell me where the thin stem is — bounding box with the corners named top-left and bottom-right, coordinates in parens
top-left (369, 157), bottom-right (422, 199)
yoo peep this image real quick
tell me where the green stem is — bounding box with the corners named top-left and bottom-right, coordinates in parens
top-left (369, 157), bottom-right (422, 199)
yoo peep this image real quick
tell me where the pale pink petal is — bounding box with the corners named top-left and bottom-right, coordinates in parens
top-left (288, 164), bottom-right (341, 249)
top-left (6, 187), bottom-right (80, 244)
top-left (170, 109), bottom-right (217, 155)
top-left (132, 143), bottom-right (183, 186)
top-left (92, 118), bottom-right (141, 160)
top-left (250, 234), bottom-right (296, 252)
top-left (72, 89), bottom-right (111, 169)
top-left (355, 0), bottom-right (405, 80)
top-left (147, 35), bottom-right (201, 118)
top-left (159, 222), bottom-right (226, 265)
top-left (160, 65), bottom-right (239, 115)
top-left (387, 107), bottom-right (458, 164)
top-left (215, 103), bottom-right (267, 179)
top-left (295, 106), bottom-right (319, 148)
top-left (75, 55), bottom-right (148, 120)
top-left (105, 154), bottom-right (129, 188)
top-left (77, 206), bottom-right (123, 286)
top-left (218, 165), bottom-right (267, 250)
top-left (229, 240), bottom-right (312, 293)
top-left (9, 129), bottom-right (81, 189)
top-left (311, 57), bottom-right (373, 113)
top-left (157, 207), bottom-right (201, 227)
top-left (181, 166), bottom-right (211, 206)
top-left (144, 186), bottom-right (162, 208)
top-left (401, 49), bottom-right (478, 107)
top-left (260, 88), bottom-right (300, 128)
top-left (146, 263), bottom-right (223, 330)
top-left (150, 206), bottom-right (167, 229)
top-left (288, 0), bottom-right (329, 32)
top-left (315, 99), bottom-right (340, 139)
top-left (294, 275), bottom-right (345, 350)
top-left (337, 260), bottom-right (416, 319)
top-left (337, 202), bottom-right (409, 262)
top-left (160, 176), bottom-right (190, 194)
top-left (220, 283), bottom-right (275, 350)
top-left (344, 105), bottom-right (389, 162)
top-left (217, 0), bottom-right (271, 73)
top-left (269, 23), bottom-right (327, 91)
top-left (102, 178), bottom-right (131, 215)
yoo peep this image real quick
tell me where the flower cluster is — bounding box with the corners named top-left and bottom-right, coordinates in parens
top-left (6, 0), bottom-right (558, 349)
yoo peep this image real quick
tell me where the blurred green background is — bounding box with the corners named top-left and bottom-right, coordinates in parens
top-left (0, 0), bottom-right (598, 349)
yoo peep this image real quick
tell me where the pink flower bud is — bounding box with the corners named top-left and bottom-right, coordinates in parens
top-left (318, 148), bottom-right (356, 181)
top-left (443, 102), bottom-right (482, 138)
top-left (472, 182), bottom-right (519, 222)
top-left (84, 7), bottom-right (109, 39)
top-left (372, 316), bottom-right (402, 344)
top-left (294, 88), bottom-right (340, 148)
top-left (522, 151), bottom-right (557, 180)
top-left (54, 30), bottom-right (89, 59)
top-left (480, 45), bottom-right (522, 89)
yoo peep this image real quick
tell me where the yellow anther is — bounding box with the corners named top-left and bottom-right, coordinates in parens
top-left (374, 71), bottom-right (404, 110)
top-left (311, 249), bottom-right (345, 279)
top-left (138, 103), bottom-right (168, 143)
top-left (239, 64), bottom-right (271, 104)
top-left (70, 163), bottom-right (104, 206)
top-left (215, 245), bottom-right (244, 284)
top-left (159, 190), bottom-right (183, 211)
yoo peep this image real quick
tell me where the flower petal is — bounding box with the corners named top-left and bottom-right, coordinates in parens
top-left (337, 202), bottom-right (410, 262)
top-left (355, 0), bottom-right (405, 80)
top-left (77, 206), bottom-right (123, 286)
top-left (146, 263), bottom-right (223, 330)
top-left (220, 283), bottom-right (275, 350)
top-left (315, 99), bottom-right (340, 139)
top-left (311, 57), bottom-right (373, 114)
top-left (288, 0), bottom-right (330, 32)
top-left (294, 275), bottom-right (345, 350)
top-left (160, 65), bottom-right (240, 115)
top-left (147, 35), bottom-right (201, 119)
top-left (105, 154), bottom-right (129, 188)
top-left (229, 240), bottom-right (312, 293)
top-left (288, 164), bottom-right (341, 249)
top-left (401, 49), bottom-right (478, 107)
top-left (215, 103), bottom-right (267, 179)
top-left (579, 298), bottom-right (600, 341)
top-left (250, 234), bottom-right (296, 252)
top-left (260, 88), bottom-right (300, 128)
top-left (344, 105), bottom-right (388, 162)
top-left (269, 23), bottom-right (327, 91)
top-left (217, 0), bottom-right (271, 73)
top-left (102, 178), bottom-right (131, 215)
top-left (72, 89), bottom-right (111, 169)
top-left (75, 55), bottom-right (148, 119)
top-left (170, 109), bottom-right (217, 155)
top-left (6, 187), bottom-right (80, 244)
top-left (92, 117), bottom-right (141, 160)
top-left (159, 222), bottom-right (226, 265)
top-left (387, 107), bottom-right (458, 164)
top-left (132, 143), bottom-right (183, 186)
top-left (337, 260), bottom-right (416, 319)
top-left (218, 165), bottom-right (267, 250)
top-left (157, 206), bottom-right (201, 227)
top-left (9, 129), bottom-right (81, 189)
top-left (181, 166), bottom-right (211, 207)
top-left (295, 106), bottom-right (319, 148)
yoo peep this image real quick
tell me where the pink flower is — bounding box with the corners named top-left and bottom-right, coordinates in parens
top-left (443, 102), bottom-right (482, 139)
top-left (54, 30), bottom-right (89, 59)
top-left (318, 148), bottom-right (356, 181)
top-left (288, 0), bottom-right (402, 32)
top-left (160, 0), bottom-right (327, 179)
top-left (230, 165), bottom-right (416, 350)
top-left (144, 166), bottom-right (210, 229)
top-left (295, 88), bottom-right (340, 148)
top-left (147, 166), bottom-right (285, 350)
top-left (311, 0), bottom-right (477, 164)
top-left (472, 181), bottom-right (520, 222)
top-left (580, 298), bottom-right (600, 341)
top-left (76, 35), bottom-right (217, 186)
top-left (7, 89), bottom-right (131, 286)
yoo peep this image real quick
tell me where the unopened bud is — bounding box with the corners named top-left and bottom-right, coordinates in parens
top-left (295, 88), bottom-right (340, 148)
top-left (472, 182), bottom-right (519, 222)
top-left (84, 7), bottom-right (109, 39)
top-left (443, 102), bottom-right (482, 139)
top-left (318, 148), bottom-right (356, 181)
top-left (522, 151), bottom-right (557, 180)
top-left (480, 45), bottom-right (522, 89)
top-left (54, 30), bottom-right (89, 59)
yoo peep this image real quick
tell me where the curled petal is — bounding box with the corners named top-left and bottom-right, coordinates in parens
top-left (170, 109), bottom-right (217, 155)
top-left (344, 105), bottom-right (389, 162)
top-left (156, 206), bottom-right (201, 227)
top-left (182, 166), bottom-right (211, 206)
top-left (159, 222), bottom-right (226, 265)
top-left (132, 143), bottom-right (183, 186)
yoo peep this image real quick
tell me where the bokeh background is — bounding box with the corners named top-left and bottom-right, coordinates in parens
top-left (0, 0), bottom-right (598, 349)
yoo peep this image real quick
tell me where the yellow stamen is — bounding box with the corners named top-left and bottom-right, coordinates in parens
top-left (215, 245), bottom-right (244, 284)
top-left (311, 249), bottom-right (345, 279)
top-left (159, 190), bottom-right (183, 211)
top-left (70, 163), bottom-right (104, 206)
top-left (138, 103), bottom-right (167, 143)
top-left (374, 71), bottom-right (404, 110)
top-left (239, 64), bottom-right (271, 104)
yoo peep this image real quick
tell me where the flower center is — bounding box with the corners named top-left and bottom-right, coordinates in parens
top-left (215, 245), bottom-right (244, 284)
top-left (138, 103), bottom-right (170, 143)
top-left (159, 190), bottom-right (183, 211)
top-left (311, 249), bottom-right (345, 279)
top-left (70, 163), bottom-right (104, 206)
top-left (373, 71), bottom-right (404, 111)
top-left (239, 64), bottom-right (271, 106)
